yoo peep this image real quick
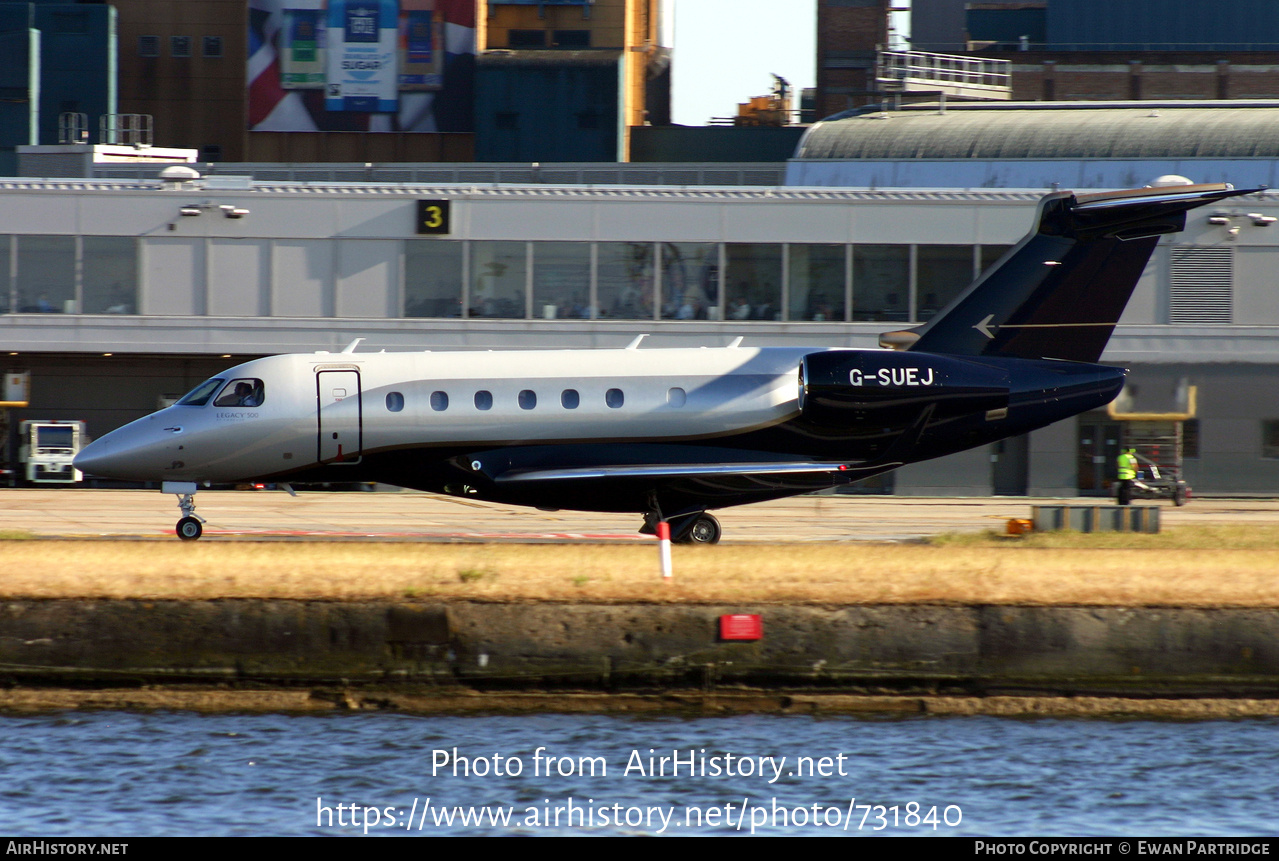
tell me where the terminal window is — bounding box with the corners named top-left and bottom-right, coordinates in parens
top-left (915, 245), bottom-right (975, 322)
top-left (171, 36), bottom-right (192, 58)
top-left (787, 244), bottom-right (845, 322)
top-left (553, 30), bottom-right (590, 48)
top-left (507, 30), bottom-right (546, 48)
top-left (725, 244), bottom-right (782, 322)
top-left (596, 242), bottom-right (654, 321)
top-left (852, 245), bottom-right (909, 322)
top-left (138, 35), bottom-right (159, 58)
top-left (1183, 419), bottom-right (1200, 459)
top-left (1263, 421), bottom-right (1279, 459)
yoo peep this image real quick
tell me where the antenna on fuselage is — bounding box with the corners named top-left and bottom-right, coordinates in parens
top-left (340, 338), bottom-right (364, 354)
top-left (726, 337), bottom-right (744, 348)
top-left (625, 334), bottom-right (648, 350)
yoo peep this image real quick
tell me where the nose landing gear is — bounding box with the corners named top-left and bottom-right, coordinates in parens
top-left (164, 481), bottom-right (205, 541)
top-left (177, 513), bottom-right (203, 541)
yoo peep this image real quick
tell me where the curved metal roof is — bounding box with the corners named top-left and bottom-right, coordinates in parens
top-left (795, 105), bottom-right (1279, 161)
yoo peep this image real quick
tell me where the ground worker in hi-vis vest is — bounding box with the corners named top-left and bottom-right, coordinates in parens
top-left (1116, 448), bottom-right (1138, 506)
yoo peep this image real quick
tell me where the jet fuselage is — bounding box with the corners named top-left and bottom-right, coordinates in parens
top-left (76, 345), bottom-right (1122, 516)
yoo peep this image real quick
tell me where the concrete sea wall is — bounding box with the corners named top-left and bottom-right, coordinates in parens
top-left (2, 600), bottom-right (1278, 699)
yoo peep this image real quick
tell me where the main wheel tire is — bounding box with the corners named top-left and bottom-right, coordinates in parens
top-left (176, 516), bottom-right (203, 541)
top-left (686, 514), bottom-right (721, 545)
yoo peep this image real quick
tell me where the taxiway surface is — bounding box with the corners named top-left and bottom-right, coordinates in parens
top-left (2, 488), bottom-right (1277, 542)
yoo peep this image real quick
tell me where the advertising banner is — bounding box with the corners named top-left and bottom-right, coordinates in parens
top-left (325, 0), bottom-right (398, 113)
top-left (248, 0), bottom-right (475, 132)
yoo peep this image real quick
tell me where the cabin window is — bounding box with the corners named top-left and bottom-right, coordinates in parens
top-left (561, 389), bottom-right (580, 409)
top-left (430, 391), bottom-right (449, 412)
top-left (606, 388), bottom-right (624, 409)
top-left (386, 392), bottom-right (404, 412)
top-left (667, 387), bottom-right (686, 407)
top-left (176, 378), bottom-right (224, 406)
top-left (213, 378), bottom-right (264, 407)
top-left (519, 390), bottom-right (537, 410)
top-left (474, 390), bottom-right (493, 410)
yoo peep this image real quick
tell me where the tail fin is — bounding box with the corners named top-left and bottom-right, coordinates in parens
top-left (903, 183), bottom-right (1258, 362)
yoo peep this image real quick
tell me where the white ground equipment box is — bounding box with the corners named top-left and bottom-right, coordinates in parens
top-left (18, 420), bottom-right (87, 484)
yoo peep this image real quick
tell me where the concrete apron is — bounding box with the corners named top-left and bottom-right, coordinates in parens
top-left (2, 602), bottom-right (1278, 707)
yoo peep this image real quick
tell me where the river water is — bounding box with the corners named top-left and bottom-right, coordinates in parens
top-left (1, 712), bottom-right (1274, 836)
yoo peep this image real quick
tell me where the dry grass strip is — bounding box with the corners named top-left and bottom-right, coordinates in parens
top-left (3, 525), bottom-right (1278, 606)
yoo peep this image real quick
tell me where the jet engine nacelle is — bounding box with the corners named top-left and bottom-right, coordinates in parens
top-left (798, 350), bottom-right (1010, 432)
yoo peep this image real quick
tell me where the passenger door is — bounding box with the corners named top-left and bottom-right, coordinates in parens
top-left (317, 369), bottom-right (362, 464)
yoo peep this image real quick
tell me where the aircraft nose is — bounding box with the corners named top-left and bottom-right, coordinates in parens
top-left (73, 419), bottom-right (175, 480)
top-left (73, 434), bottom-right (134, 479)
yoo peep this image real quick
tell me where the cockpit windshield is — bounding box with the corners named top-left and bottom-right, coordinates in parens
top-left (176, 378), bottom-right (224, 406)
top-left (213, 378), bottom-right (265, 408)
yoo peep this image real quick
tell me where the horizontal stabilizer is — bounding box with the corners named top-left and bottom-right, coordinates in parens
top-left (907, 183), bottom-right (1260, 362)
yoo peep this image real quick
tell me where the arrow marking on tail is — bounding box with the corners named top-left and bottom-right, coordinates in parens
top-left (974, 315), bottom-right (1118, 340)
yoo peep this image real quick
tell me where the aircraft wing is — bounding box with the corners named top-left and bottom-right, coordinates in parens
top-left (495, 460), bottom-right (893, 483)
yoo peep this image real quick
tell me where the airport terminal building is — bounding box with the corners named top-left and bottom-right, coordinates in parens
top-left (2, 170), bottom-right (1278, 497)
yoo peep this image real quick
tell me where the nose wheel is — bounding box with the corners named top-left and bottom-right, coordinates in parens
top-left (174, 491), bottom-right (206, 541)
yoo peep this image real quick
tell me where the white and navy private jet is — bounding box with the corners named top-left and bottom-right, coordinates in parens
top-left (74, 183), bottom-right (1252, 541)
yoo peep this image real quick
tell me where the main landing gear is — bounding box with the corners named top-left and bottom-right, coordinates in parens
top-left (641, 510), bottom-right (722, 545)
top-left (683, 513), bottom-right (721, 545)
top-left (165, 481), bottom-right (205, 541)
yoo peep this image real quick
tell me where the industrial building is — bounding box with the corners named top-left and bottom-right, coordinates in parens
top-left (788, 100), bottom-right (1279, 188)
top-left (820, 0), bottom-right (1279, 115)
